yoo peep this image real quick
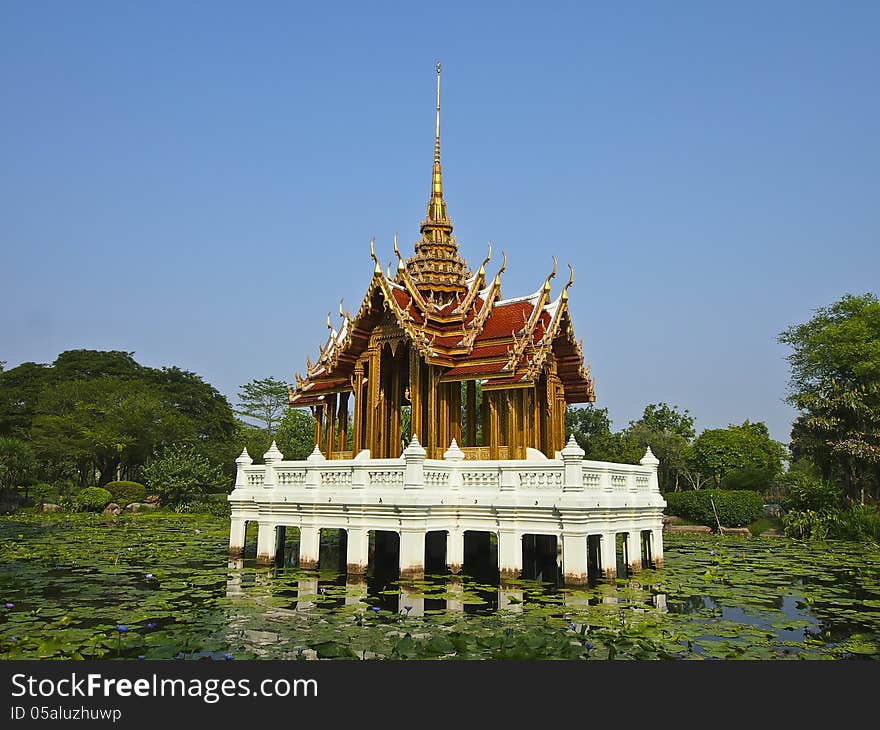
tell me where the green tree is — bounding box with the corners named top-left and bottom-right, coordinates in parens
top-left (0, 436), bottom-right (35, 498)
top-left (778, 293), bottom-right (880, 503)
top-left (626, 403), bottom-right (695, 491)
top-left (235, 377), bottom-right (290, 436)
top-left (565, 405), bottom-right (641, 463)
top-left (143, 443), bottom-right (224, 505)
top-left (686, 421), bottom-right (787, 489)
top-left (3, 350), bottom-right (238, 487)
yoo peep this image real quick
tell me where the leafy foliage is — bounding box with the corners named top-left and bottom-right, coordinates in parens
top-left (779, 293), bottom-right (880, 503)
top-left (235, 377), bottom-right (290, 436)
top-left (686, 421), bottom-right (787, 489)
top-left (664, 489), bottom-right (764, 527)
top-left (1, 514), bottom-right (879, 660)
top-left (104, 481), bottom-right (147, 505)
top-left (143, 443), bottom-right (224, 506)
top-left (77, 487), bottom-right (112, 512)
top-left (0, 436), bottom-right (35, 495)
top-left (0, 350), bottom-right (238, 489)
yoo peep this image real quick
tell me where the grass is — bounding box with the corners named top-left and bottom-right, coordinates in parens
top-left (747, 517), bottom-right (784, 536)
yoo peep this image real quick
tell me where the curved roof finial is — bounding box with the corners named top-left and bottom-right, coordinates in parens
top-left (369, 237), bottom-right (382, 274)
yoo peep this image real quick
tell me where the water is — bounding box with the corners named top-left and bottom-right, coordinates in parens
top-left (1, 513), bottom-right (878, 659)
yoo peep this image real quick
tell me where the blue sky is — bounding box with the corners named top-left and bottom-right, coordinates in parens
top-left (2, 1), bottom-right (878, 444)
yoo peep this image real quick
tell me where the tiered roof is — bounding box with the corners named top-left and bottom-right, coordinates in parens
top-left (290, 64), bottom-right (595, 408)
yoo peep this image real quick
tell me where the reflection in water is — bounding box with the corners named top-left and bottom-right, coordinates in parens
top-left (218, 534), bottom-right (880, 660)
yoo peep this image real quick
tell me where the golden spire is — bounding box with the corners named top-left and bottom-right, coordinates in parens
top-left (430, 61), bottom-right (444, 214)
top-left (406, 61), bottom-right (468, 304)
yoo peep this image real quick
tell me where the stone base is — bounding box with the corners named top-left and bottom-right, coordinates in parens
top-left (400, 566), bottom-right (425, 580)
top-left (448, 562), bottom-right (462, 574)
top-left (499, 568), bottom-right (520, 582)
top-left (256, 553), bottom-right (275, 565)
top-left (563, 572), bottom-right (589, 587)
top-left (299, 558), bottom-right (318, 570)
top-left (346, 563), bottom-right (367, 575)
top-left (628, 560), bottom-right (642, 573)
top-left (228, 547), bottom-right (244, 559)
top-left (602, 568), bottom-right (617, 581)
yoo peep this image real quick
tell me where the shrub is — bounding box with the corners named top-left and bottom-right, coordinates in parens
top-left (784, 504), bottom-right (880, 542)
top-left (104, 481), bottom-right (147, 505)
top-left (721, 466), bottom-right (775, 494)
top-left (77, 487), bottom-right (112, 512)
top-left (783, 474), bottom-right (844, 512)
top-left (664, 489), bottom-right (763, 528)
top-left (29, 482), bottom-right (57, 505)
top-left (143, 443), bottom-right (224, 506)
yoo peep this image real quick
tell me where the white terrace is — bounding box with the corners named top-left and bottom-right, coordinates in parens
top-left (227, 435), bottom-right (666, 585)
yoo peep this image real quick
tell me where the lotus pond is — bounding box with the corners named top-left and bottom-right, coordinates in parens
top-left (1, 512), bottom-right (878, 660)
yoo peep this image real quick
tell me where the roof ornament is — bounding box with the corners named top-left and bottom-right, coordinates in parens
top-left (542, 256), bottom-right (558, 293)
top-left (369, 237), bottom-right (382, 275)
top-left (561, 263), bottom-right (575, 301)
top-left (326, 311), bottom-right (333, 331)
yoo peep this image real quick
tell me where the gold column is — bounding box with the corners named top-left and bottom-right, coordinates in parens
top-left (409, 348), bottom-right (422, 442)
top-left (337, 393), bottom-right (349, 453)
top-left (312, 405), bottom-right (323, 452)
top-left (466, 381), bottom-right (476, 447)
top-left (366, 347), bottom-right (380, 457)
top-left (352, 362), bottom-right (364, 454)
top-left (451, 381), bottom-right (461, 447)
top-left (489, 391), bottom-right (500, 460)
top-left (427, 365), bottom-right (438, 457)
top-left (438, 381), bottom-right (449, 454)
top-left (390, 356), bottom-right (401, 457)
top-left (481, 388), bottom-right (489, 447)
top-left (325, 392), bottom-right (337, 459)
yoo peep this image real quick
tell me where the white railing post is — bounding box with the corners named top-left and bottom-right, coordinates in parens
top-left (403, 435), bottom-right (426, 490)
top-left (234, 447), bottom-right (252, 489)
top-left (500, 463), bottom-right (517, 491)
top-left (443, 438), bottom-right (464, 490)
top-left (262, 441), bottom-right (284, 489)
top-left (561, 435), bottom-right (585, 492)
top-left (640, 447), bottom-right (660, 492)
top-left (305, 445), bottom-right (325, 489)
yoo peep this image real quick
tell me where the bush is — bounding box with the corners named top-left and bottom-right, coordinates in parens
top-left (28, 482), bottom-right (57, 506)
top-left (721, 466), bottom-right (775, 494)
top-left (104, 481), bottom-right (147, 505)
top-left (784, 504), bottom-right (880, 542)
top-left (77, 487), bottom-right (113, 512)
top-left (664, 489), bottom-right (763, 528)
top-left (143, 443), bottom-right (224, 506)
top-left (783, 474), bottom-right (843, 512)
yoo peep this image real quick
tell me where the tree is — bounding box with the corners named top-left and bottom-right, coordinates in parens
top-left (0, 436), bottom-right (35, 497)
top-left (686, 421), bottom-right (787, 489)
top-left (778, 293), bottom-right (880, 503)
top-left (626, 403), bottom-right (695, 491)
top-left (235, 377), bottom-right (290, 436)
top-left (565, 405), bottom-right (641, 464)
top-left (143, 443), bottom-right (223, 505)
top-left (2, 350), bottom-right (238, 487)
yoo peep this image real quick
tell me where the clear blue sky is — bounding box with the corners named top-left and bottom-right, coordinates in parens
top-left (2, 1), bottom-right (878, 444)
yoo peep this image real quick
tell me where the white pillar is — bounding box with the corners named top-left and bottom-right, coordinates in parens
top-left (346, 527), bottom-right (369, 575)
top-left (256, 521), bottom-right (277, 565)
top-left (233, 448), bottom-right (252, 489)
top-left (497, 530), bottom-right (522, 581)
top-left (600, 532), bottom-right (617, 580)
top-left (403, 436), bottom-right (426, 490)
top-left (447, 528), bottom-right (463, 573)
top-left (562, 533), bottom-right (589, 586)
top-left (299, 526), bottom-right (321, 569)
top-left (228, 517), bottom-right (247, 557)
top-left (399, 529), bottom-right (426, 578)
top-left (626, 531), bottom-right (642, 572)
top-left (651, 527), bottom-right (664, 567)
top-left (561, 435), bottom-right (585, 491)
top-left (262, 441), bottom-right (284, 488)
